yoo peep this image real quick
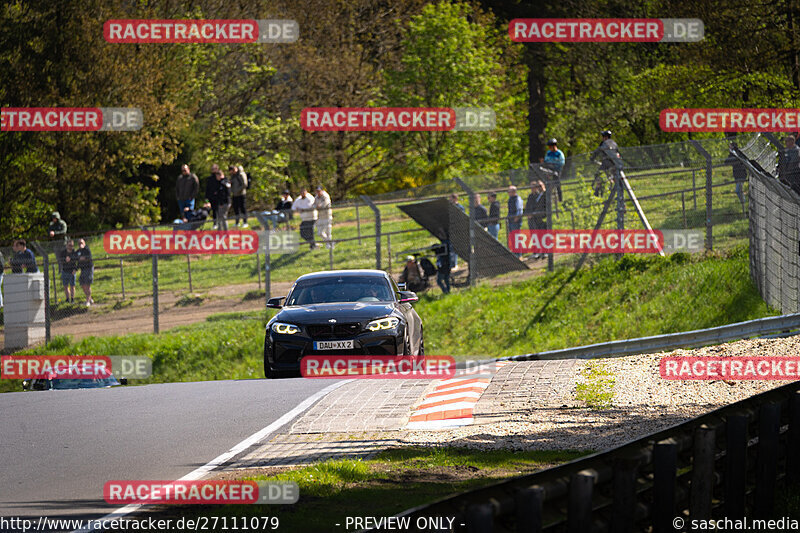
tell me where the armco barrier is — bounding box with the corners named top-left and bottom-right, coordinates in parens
top-left (502, 313), bottom-right (800, 362)
top-left (389, 381), bottom-right (800, 532)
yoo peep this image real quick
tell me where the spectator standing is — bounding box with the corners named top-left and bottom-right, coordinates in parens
top-left (209, 170), bottom-right (231, 231)
top-left (11, 239), bottom-right (37, 273)
top-left (176, 164), bottom-right (199, 214)
top-left (293, 187), bottom-right (318, 249)
top-left (205, 164), bottom-right (221, 228)
top-left (487, 192), bottom-right (501, 240)
top-left (473, 193), bottom-right (489, 229)
top-left (58, 239), bottom-right (78, 303)
top-left (526, 181), bottom-right (547, 260)
top-left (507, 186), bottom-right (524, 257)
top-left (435, 241), bottom-right (452, 294)
top-left (229, 165), bottom-right (249, 227)
top-left (591, 130), bottom-right (621, 196)
top-left (275, 190), bottom-right (293, 228)
top-left (783, 134), bottom-right (800, 193)
top-left (48, 212), bottom-right (67, 240)
top-left (449, 193), bottom-right (465, 212)
top-left (398, 256), bottom-right (426, 292)
top-left (75, 238), bottom-right (94, 306)
top-left (543, 138), bottom-right (565, 201)
top-left (725, 143), bottom-right (748, 206)
top-left (314, 186), bottom-right (333, 248)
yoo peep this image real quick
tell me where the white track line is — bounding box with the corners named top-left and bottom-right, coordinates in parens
top-left (73, 380), bottom-right (350, 533)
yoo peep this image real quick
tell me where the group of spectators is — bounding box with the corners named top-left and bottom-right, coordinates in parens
top-left (175, 163), bottom-right (250, 230)
top-left (290, 186), bottom-right (333, 250)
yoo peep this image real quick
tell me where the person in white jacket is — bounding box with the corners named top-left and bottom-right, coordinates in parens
top-left (292, 187), bottom-right (318, 249)
top-left (314, 185), bottom-right (333, 248)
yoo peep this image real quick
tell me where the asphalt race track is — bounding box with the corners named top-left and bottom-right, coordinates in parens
top-left (0, 378), bottom-right (339, 523)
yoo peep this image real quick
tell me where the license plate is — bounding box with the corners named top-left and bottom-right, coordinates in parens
top-left (314, 340), bottom-right (354, 350)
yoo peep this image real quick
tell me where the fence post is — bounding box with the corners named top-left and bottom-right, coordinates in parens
top-left (387, 234), bottom-right (392, 272)
top-left (360, 195), bottom-right (381, 270)
top-left (255, 213), bottom-right (272, 302)
top-left (355, 202), bottom-right (362, 244)
top-left (119, 258), bottom-right (125, 300)
top-left (725, 413), bottom-right (749, 518)
top-left (152, 252), bottom-right (159, 334)
top-left (653, 439), bottom-right (677, 533)
top-left (568, 470), bottom-right (595, 533)
top-left (51, 261), bottom-right (58, 305)
top-left (689, 140), bottom-right (713, 251)
top-left (690, 424), bottom-right (716, 520)
top-left (515, 486), bottom-right (544, 533)
top-left (454, 177), bottom-right (476, 285)
top-left (329, 242), bottom-right (334, 270)
top-left (692, 168), bottom-right (697, 209)
top-left (546, 178), bottom-right (553, 272)
top-left (754, 402), bottom-right (780, 518)
top-left (33, 243), bottom-right (51, 344)
top-left (256, 252), bottom-right (261, 290)
top-left (681, 192), bottom-right (687, 229)
top-left (612, 455), bottom-right (640, 533)
top-left (186, 254), bottom-right (193, 293)
top-left (789, 392), bottom-right (800, 485)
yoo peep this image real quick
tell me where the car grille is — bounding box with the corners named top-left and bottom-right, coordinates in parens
top-left (306, 323), bottom-right (361, 338)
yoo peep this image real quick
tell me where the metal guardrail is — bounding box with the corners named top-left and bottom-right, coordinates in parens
top-left (391, 381), bottom-right (800, 532)
top-left (501, 313), bottom-right (800, 363)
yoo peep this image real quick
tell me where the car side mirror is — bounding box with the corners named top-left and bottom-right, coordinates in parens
top-left (267, 297), bottom-right (284, 309)
top-left (398, 291), bottom-right (418, 304)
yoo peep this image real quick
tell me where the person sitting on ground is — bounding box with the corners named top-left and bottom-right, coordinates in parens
top-left (398, 256), bottom-right (426, 293)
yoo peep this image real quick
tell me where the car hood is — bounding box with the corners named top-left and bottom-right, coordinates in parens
top-left (274, 302), bottom-right (398, 324)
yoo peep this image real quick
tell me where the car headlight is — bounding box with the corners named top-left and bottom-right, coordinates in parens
top-left (271, 322), bottom-right (300, 335)
top-left (365, 317), bottom-right (400, 331)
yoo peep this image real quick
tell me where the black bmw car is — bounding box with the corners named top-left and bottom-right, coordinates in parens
top-left (264, 269), bottom-right (424, 378)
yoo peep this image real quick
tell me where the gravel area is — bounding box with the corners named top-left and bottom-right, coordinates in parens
top-left (402, 336), bottom-right (800, 452)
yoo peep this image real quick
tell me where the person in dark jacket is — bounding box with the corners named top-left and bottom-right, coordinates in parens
top-left (75, 238), bottom-right (94, 306)
top-left (208, 170), bottom-right (231, 231)
top-left (525, 181), bottom-right (547, 231)
top-left (57, 239), bottom-right (78, 303)
top-left (176, 164), bottom-right (199, 214)
top-left (435, 241), bottom-right (452, 294)
top-left (725, 143), bottom-right (748, 207)
top-left (10, 239), bottom-right (37, 273)
top-left (205, 164), bottom-right (221, 228)
top-left (487, 192), bottom-right (501, 240)
top-left (473, 193), bottom-right (489, 228)
top-left (48, 212), bottom-right (67, 240)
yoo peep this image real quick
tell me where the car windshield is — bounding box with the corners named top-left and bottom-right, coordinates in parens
top-left (287, 277), bottom-right (393, 305)
top-left (49, 377), bottom-right (120, 390)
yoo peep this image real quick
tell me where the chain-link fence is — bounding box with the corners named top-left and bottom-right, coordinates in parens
top-left (0, 134), bottom-right (769, 350)
top-left (741, 133), bottom-right (800, 314)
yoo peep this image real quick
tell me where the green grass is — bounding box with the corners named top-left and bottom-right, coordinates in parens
top-left (419, 245), bottom-right (776, 358)
top-left (575, 362), bottom-right (615, 409)
top-left (144, 447), bottom-right (591, 533)
top-left (2, 245), bottom-right (774, 393)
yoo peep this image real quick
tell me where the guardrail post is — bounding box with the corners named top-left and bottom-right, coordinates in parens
top-left (455, 177), bottom-right (477, 286)
top-left (690, 425), bottom-right (716, 520)
top-left (515, 486), bottom-right (544, 533)
top-left (612, 455), bottom-right (640, 532)
top-left (465, 504), bottom-right (494, 533)
top-left (568, 470), bottom-right (595, 533)
top-left (689, 140), bottom-right (713, 251)
top-left (788, 392), bottom-right (800, 485)
top-left (653, 439), bottom-right (677, 533)
top-left (754, 402), bottom-right (780, 518)
top-left (119, 258), bottom-right (126, 300)
top-left (725, 413), bottom-right (749, 518)
top-left (360, 195), bottom-right (381, 270)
